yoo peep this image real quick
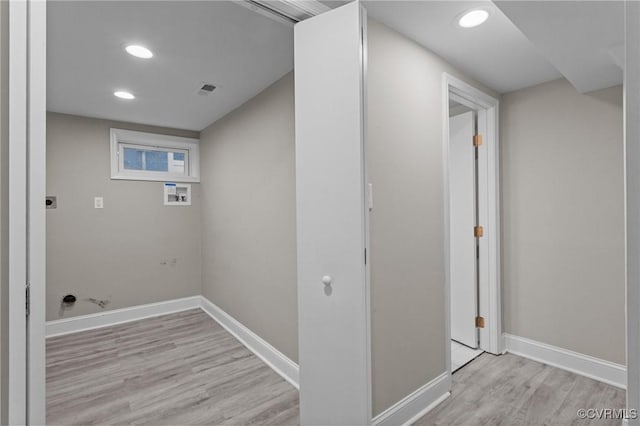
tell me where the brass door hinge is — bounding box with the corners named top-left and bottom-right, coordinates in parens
top-left (473, 134), bottom-right (483, 147)
top-left (474, 226), bottom-right (484, 238)
top-left (475, 316), bottom-right (485, 328)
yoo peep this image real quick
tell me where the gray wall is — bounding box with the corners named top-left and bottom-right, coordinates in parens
top-left (46, 112), bottom-right (202, 320)
top-left (200, 73), bottom-right (298, 362)
top-left (501, 78), bottom-right (625, 364)
top-left (367, 19), bottom-right (499, 415)
top-left (0, 0), bottom-right (8, 421)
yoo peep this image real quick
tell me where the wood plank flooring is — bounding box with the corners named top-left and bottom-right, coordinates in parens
top-left (414, 353), bottom-right (626, 426)
top-left (46, 309), bottom-right (299, 425)
top-left (47, 310), bottom-right (625, 425)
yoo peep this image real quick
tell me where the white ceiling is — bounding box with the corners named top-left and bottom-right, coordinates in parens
top-left (48, 0), bottom-right (623, 131)
top-left (362, 0), bottom-right (563, 94)
top-left (47, 1), bottom-right (294, 131)
top-left (495, 1), bottom-right (624, 93)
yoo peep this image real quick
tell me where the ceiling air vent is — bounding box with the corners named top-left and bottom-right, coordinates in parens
top-left (197, 83), bottom-right (217, 96)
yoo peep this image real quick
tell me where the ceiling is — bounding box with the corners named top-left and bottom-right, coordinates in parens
top-left (47, 1), bottom-right (294, 131)
top-left (495, 1), bottom-right (624, 93)
top-left (362, 0), bottom-right (563, 94)
top-left (48, 1), bottom-right (624, 132)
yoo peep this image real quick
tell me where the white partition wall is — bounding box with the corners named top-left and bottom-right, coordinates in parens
top-left (626, 1), bottom-right (640, 424)
top-left (294, 2), bottom-right (371, 424)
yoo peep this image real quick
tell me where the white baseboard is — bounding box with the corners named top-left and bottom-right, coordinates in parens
top-left (46, 296), bottom-right (201, 338)
top-left (198, 295), bottom-right (299, 390)
top-left (504, 333), bottom-right (626, 389)
top-left (372, 372), bottom-right (450, 426)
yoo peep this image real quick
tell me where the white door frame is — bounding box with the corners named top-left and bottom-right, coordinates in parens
top-left (8, 1), bottom-right (29, 422)
top-left (442, 74), bottom-right (501, 376)
top-left (7, 0), bottom-right (46, 423)
top-left (27, 0), bottom-right (47, 423)
top-left (625, 1), bottom-right (640, 423)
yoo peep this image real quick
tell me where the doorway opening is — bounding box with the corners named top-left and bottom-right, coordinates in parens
top-left (443, 74), bottom-right (501, 376)
top-left (36, 1), bottom-right (300, 424)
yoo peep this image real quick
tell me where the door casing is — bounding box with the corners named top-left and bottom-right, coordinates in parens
top-left (7, 1), bottom-right (28, 421)
top-left (625, 1), bottom-right (640, 424)
top-left (7, 0), bottom-right (46, 423)
top-left (27, 0), bottom-right (47, 423)
top-left (442, 74), bottom-right (502, 380)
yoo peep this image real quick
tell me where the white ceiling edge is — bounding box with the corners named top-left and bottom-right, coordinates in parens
top-left (276, 0), bottom-right (332, 17)
top-left (362, 0), bottom-right (562, 94)
top-left (238, 0), bottom-right (331, 25)
top-left (494, 1), bottom-right (624, 94)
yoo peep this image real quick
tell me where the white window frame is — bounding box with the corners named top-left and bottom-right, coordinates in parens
top-left (110, 128), bottom-right (200, 182)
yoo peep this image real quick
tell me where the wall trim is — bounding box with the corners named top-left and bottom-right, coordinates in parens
top-left (372, 372), bottom-right (451, 426)
top-left (504, 333), bottom-right (626, 389)
top-left (45, 296), bottom-right (202, 338)
top-left (442, 73), bottom-right (503, 359)
top-left (198, 295), bottom-right (299, 389)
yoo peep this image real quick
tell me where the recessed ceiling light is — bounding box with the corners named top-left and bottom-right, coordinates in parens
top-left (125, 44), bottom-right (153, 59)
top-left (114, 91), bottom-right (135, 100)
top-left (458, 9), bottom-right (490, 28)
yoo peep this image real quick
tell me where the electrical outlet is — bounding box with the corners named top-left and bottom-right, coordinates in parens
top-left (94, 197), bottom-right (104, 209)
top-left (45, 196), bottom-right (57, 209)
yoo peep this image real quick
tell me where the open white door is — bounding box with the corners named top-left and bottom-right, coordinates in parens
top-left (294, 1), bottom-right (371, 424)
top-left (449, 111), bottom-right (478, 349)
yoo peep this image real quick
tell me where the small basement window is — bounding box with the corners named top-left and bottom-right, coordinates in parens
top-left (110, 128), bottom-right (200, 182)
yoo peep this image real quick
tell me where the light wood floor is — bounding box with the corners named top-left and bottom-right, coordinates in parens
top-left (414, 352), bottom-right (626, 426)
top-left (46, 309), bottom-right (299, 425)
top-left (47, 310), bottom-right (625, 426)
